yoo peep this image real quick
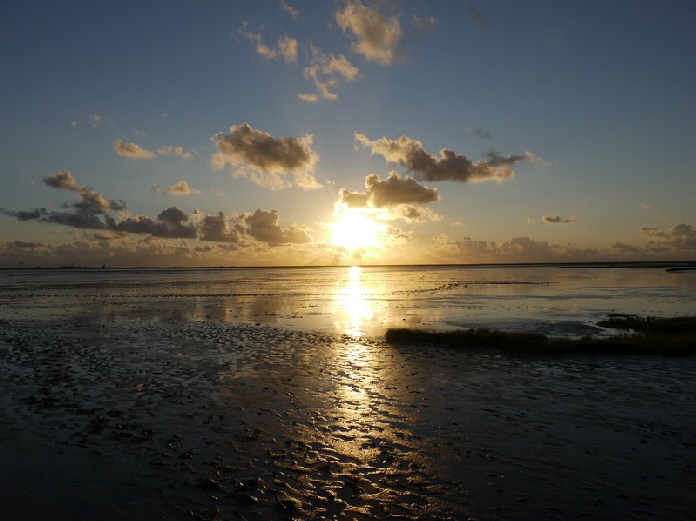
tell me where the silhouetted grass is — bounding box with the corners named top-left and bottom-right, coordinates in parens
top-left (385, 316), bottom-right (696, 355)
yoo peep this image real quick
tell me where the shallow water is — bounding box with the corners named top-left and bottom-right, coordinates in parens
top-left (1, 264), bottom-right (695, 337)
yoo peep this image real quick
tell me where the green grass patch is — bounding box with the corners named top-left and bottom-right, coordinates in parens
top-left (385, 316), bottom-right (696, 355)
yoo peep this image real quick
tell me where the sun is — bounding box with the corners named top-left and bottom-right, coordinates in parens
top-left (329, 210), bottom-right (386, 251)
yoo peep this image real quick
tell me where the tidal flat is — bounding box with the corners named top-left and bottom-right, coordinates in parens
top-left (1, 317), bottom-right (695, 520)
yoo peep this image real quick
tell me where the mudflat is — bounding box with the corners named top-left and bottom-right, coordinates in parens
top-left (1, 318), bottom-right (694, 520)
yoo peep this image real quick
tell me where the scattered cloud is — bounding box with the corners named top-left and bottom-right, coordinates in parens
top-left (301, 45), bottom-right (361, 101)
top-left (641, 202), bottom-right (654, 210)
top-left (166, 180), bottom-right (200, 195)
top-left (542, 215), bottom-right (578, 224)
top-left (435, 234), bottom-right (600, 263)
top-left (211, 123), bottom-right (321, 189)
top-left (337, 171), bottom-right (441, 222)
top-left (335, 0), bottom-right (403, 65)
top-left (238, 23), bottom-right (298, 63)
top-left (106, 207), bottom-right (197, 239)
top-left (241, 209), bottom-right (312, 246)
top-left (197, 212), bottom-right (243, 244)
top-left (157, 146), bottom-right (193, 160)
top-left (43, 170), bottom-right (88, 192)
top-left (356, 133), bottom-right (529, 182)
top-left (70, 113), bottom-right (103, 129)
top-left (114, 139), bottom-right (156, 159)
top-left (280, 0), bottom-right (299, 20)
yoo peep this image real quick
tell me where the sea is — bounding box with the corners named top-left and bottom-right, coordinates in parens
top-left (2, 263), bottom-right (695, 519)
top-left (1, 263), bottom-right (695, 338)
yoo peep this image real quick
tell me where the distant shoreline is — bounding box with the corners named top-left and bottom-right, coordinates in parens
top-left (1, 260), bottom-right (696, 271)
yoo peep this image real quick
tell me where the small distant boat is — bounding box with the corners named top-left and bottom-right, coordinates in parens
top-left (666, 267), bottom-right (696, 273)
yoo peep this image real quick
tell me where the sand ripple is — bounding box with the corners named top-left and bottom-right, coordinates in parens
top-left (1, 318), bottom-right (694, 520)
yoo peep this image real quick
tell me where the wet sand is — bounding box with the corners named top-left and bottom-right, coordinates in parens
top-left (1, 317), bottom-right (694, 520)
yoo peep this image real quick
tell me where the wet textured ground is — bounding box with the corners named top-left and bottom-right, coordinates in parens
top-left (1, 318), bottom-right (694, 520)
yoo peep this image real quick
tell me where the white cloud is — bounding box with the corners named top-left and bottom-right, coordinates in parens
top-left (114, 140), bottom-right (156, 159)
top-left (166, 181), bottom-right (200, 195)
top-left (336, 0), bottom-right (403, 64)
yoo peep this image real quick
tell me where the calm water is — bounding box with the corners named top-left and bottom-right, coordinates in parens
top-left (1, 264), bottom-right (695, 338)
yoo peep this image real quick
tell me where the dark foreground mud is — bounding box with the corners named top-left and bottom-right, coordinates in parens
top-left (1, 318), bottom-right (694, 520)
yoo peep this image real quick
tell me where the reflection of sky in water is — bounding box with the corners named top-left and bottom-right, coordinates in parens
top-left (1, 265), bottom-right (695, 337)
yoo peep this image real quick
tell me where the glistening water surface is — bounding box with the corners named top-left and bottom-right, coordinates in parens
top-left (1, 264), bottom-right (695, 337)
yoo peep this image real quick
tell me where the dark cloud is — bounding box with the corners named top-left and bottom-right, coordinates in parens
top-left (337, 171), bottom-right (441, 222)
top-left (242, 209), bottom-right (312, 246)
top-left (356, 133), bottom-right (529, 182)
top-left (542, 215), bottom-right (578, 224)
top-left (212, 123), bottom-right (320, 189)
top-left (73, 192), bottom-right (126, 213)
top-left (365, 172), bottom-right (440, 207)
top-left (198, 212), bottom-right (243, 243)
top-left (107, 207), bottom-right (197, 239)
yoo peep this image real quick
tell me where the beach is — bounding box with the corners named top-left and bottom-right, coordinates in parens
top-left (1, 265), bottom-right (695, 519)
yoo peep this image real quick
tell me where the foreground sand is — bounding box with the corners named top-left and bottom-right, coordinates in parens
top-left (1, 318), bottom-right (694, 520)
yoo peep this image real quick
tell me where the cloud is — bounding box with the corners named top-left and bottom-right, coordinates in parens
top-left (166, 180), bottom-right (200, 195)
top-left (435, 234), bottom-right (599, 263)
top-left (211, 123), bottom-right (320, 189)
top-left (241, 209), bottom-right (312, 246)
top-left (336, 0), bottom-right (403, 64)
top-left (70, 114), bottom-right (102, 129)
top-left (197, 212), bottom-right (242, 243)
top-left (301, 45), bottom-right (361, 101)
top-left (238, 23), bottom-right (298, 63)
top-left (72, 191), bottom-right (126, 213)
top-left (542, 215), bottom-right (578, 224)
top-left (641, 202), bottom-right (655, 210)
top-left (157, 146), bottom-right (193, 160)
top-left (114, 140), bottom-right (156, 159)
top-left (639, 226), bottom-right (666, 237)
top-left (280, 0), bottom-right (299, 19)
top-left (641, 223), bottom-right (696, 250)
top-left (337, 171), bottom-right (441, 222)
top-left (355, 133), bottom-right (528, 182)
top-left (43, 170), bottom-right (88, 192)
top-left (107, 206), bottom-right (197, 239)
top-left (364, 172), bottom-right (439, 207)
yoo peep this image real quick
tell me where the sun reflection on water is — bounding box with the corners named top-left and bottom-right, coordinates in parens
top-left (333, 266), bottom-right (373, 337)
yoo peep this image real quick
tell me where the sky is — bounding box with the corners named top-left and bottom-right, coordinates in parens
top-left (1, 0), bottom-right (695, 267)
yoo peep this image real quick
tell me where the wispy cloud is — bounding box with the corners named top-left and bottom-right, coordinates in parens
top-left (114, 140), bottom-right (156, 159)
top-left (336, 0), bottom-right (403, 65)
top-left (238, 23), bottom-right (298, 63)
top-left (300, 45), bottom-right (361, 101)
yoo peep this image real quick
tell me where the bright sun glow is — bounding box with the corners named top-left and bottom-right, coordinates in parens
top-left (330, 211), bottom-right (386, 251)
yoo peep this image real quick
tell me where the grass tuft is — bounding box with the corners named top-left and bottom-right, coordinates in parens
top-left (385, 316), bottom-right (696, 355)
